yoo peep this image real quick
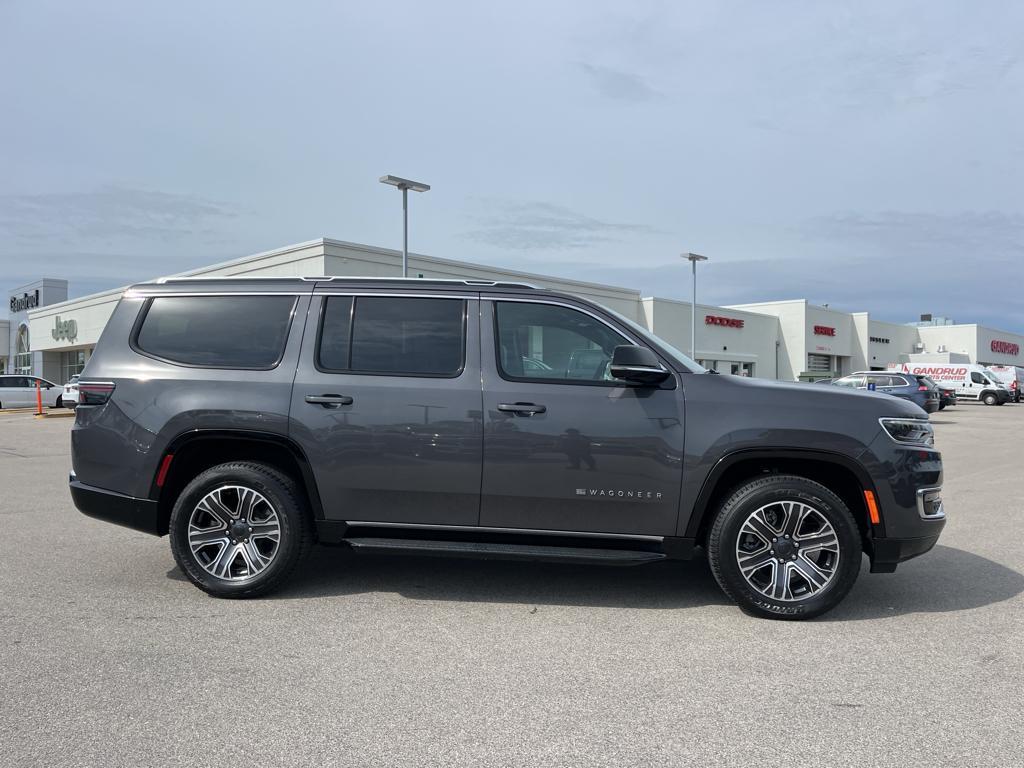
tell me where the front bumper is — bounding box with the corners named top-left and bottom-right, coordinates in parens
top-left (70, 473), bottom-right (163, 535)
top-left (868, 533), bottom-right (943, 573)
top-left (859, 431), bottom-right (946, 572)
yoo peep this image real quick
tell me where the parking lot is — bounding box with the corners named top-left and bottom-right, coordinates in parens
top-left (1, 405), bottom-right (1022, 768)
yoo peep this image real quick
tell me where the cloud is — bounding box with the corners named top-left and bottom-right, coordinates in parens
top-left (0, 186), bottom-right (239, 245)
top-left (463, 200), bottom-right (655, 250)
top-left (577, 62), bottom-right (662, 102)
top-left (503, 208), bottom-right (1024, 332)
top-left (803, 210), bottom-right (1024, 257)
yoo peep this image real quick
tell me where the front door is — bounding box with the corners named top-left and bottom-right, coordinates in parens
top-left (479, 297), bottom-right (685, 536)
top-left (289, 290), bottom-right (483, 526)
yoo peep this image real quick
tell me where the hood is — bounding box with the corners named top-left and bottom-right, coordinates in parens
top-left (703, 373), bottom-right (928, 419)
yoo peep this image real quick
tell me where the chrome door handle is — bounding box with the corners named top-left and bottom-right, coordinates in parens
top-left (497, 402), bottom-right (546, 416)
top-left (305, 394), bottom-right (354, 408)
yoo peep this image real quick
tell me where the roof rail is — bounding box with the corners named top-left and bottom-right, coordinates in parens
top-left (153, 275), bottom-right (540, 289)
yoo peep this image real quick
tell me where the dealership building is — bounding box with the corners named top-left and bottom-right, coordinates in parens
top-left (4, 237), bottom-right (1023, 384)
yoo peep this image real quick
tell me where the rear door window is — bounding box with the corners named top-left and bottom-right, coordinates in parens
top-left (134, 295), bottom-right (296, 368)
top-left (318, 296), bottom-right (465, 377)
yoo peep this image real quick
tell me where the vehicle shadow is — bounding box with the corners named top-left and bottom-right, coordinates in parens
top-left (270, 548), bottom-right (732, 610)
top-left (825, 544), bottom-right (1024, 621)
top-left (167, 544), bottom-right (1022, 618)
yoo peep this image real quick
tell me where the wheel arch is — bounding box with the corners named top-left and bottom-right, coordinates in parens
top-left (151, 429), bottom-right (324, 536)
top-left (685, 448), bottom-right (881, 547)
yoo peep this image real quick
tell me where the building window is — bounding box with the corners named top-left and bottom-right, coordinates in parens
top-left (13, 324), bottom-right (31, 375)
top-left (807, 353), bottom-right (833, 373)
top-left (61, 350), bottom-right (87, 383)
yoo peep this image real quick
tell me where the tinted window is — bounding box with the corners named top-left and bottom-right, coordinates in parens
top-left (317, 296), bottom-right (353, 371)
top-left (971, 372), bottom-right (986, 384)
top-left (495, 301), bottom-right (628, 383)
top-left (135, 296), bottom-right (295, 368)
top-left (319, 296), bottom-right (465, 376)
top-left (889, 376), bottom-right (909, 387)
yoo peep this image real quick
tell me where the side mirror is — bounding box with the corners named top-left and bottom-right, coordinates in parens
top-left (610, 345), bottom-right (670, 386)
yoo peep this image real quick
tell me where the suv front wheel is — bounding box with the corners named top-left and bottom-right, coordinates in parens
top-left (169, 462), bottom-right (313, 598)
top-left (707, 474), bottom-right (862, 620)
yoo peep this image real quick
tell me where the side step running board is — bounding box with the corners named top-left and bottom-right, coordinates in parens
top-left (344, 537), bottom-right (666, 566)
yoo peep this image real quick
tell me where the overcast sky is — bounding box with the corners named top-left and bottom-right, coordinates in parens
top-left (2, 1), bottom-right (1022, 329)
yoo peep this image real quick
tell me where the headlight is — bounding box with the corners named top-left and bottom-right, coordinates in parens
top-left (879, 418), bottom-right (934, 447)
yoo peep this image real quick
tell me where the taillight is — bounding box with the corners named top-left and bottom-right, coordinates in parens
top-left (918, 385), bottom-right (928, 391)
top-left (78, 381), bottom-right (115, 405)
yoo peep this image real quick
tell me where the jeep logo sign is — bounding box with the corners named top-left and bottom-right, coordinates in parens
top-left (9, 290), bottom-right (40, 313)
top-left (52, 316), bottom-right (78, 342)
top-left (991, 340), bottom-right (1020, 356)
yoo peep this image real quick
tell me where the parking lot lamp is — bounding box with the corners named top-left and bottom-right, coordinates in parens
top-left (379, 175), bottom-right (431, 277)
top-left (683, 252), bottom-right (708, 361)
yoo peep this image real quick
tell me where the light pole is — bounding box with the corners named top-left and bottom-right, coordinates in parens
top-left (682, 252), bottom-right (708, 361)
top-left (379, 175), bottom-right (431, 277)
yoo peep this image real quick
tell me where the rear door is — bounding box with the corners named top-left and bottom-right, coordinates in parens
top-left (11, 376), bottom-right (35, 407)
top-left (0, 376), bottom-right (23, 407)
top-left (289, 288), bottom-right (483, 526)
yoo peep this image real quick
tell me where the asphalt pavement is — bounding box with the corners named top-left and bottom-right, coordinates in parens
top-left (1, 404), bottom-right (1022, 767)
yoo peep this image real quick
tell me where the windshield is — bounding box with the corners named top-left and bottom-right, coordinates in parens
top-left (602, 307), bottom-right (706, 373)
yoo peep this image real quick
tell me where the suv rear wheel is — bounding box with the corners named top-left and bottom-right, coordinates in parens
top-left (169, 461), bottom-right (313, 598)
top-left (707, 474), bottom-right (861, 620)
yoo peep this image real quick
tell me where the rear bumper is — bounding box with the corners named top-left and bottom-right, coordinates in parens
top-left (70, 474), bottom-right (162, 536)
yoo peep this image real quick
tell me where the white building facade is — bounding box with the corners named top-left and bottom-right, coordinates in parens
top-left (6, 237), bottom-right (1024, 383)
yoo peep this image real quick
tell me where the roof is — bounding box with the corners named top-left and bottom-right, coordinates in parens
top-left (147, 275), bottom-right (540, 290)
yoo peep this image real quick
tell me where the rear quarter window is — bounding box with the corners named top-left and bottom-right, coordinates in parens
top-left (134, 295), bottom-right (296, 369)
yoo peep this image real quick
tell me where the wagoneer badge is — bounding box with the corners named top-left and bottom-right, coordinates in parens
top-left (576, 488), bottom-right (663, 500)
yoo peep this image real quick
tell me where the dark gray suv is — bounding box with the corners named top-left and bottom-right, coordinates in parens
top-left (70, 277), bottom-right (946, 619)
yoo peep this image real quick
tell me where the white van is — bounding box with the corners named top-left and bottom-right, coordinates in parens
top-left (889, 363), bottom-right (1010, 405)
top-left (987, 365), bottom-right (1024, 404)
top-left (0, 375), bottom-right (65, 410)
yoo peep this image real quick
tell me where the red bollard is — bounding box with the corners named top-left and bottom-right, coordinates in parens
top-left (36, 381), bottom-right (43, 415)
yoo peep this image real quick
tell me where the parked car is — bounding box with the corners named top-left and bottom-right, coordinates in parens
top-left (70, 277), bottom-right (946, 620)
top-left (986, 365), bottom-right (1023, 403)
top-left (828, 372), bottom-right (939, 413)
top-left (62, 374), bottom-right (80, 408)
top-left (919, 375), bottom-right (956, 410)
top-left (0, 375), bottom-right (64, 409)
top-left (888, 363), bottom-right (1010, 406)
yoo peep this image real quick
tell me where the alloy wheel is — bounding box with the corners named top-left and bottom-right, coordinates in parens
top-left (187, 485), bottom-right (282, 581)
top-left (734, 500), bottom-right (840, 602)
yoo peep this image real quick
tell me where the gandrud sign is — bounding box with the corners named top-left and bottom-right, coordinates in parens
top-left (10, 290), bottom-right (40, 313)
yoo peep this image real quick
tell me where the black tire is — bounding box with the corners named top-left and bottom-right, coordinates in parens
top-left (983, 392), bottom-right (998, 406)
top-left (169, 461), bottom-right (314, 598)
top-left (938, 402), bottom-right (946, 411)
top-left (707, 474), bottom-right (862, 620)
top-left (55, 396), bottom-right (63, 408)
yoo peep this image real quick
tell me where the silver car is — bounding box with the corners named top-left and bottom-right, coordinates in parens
top-left (0, 375), bottom-right (64, 409)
